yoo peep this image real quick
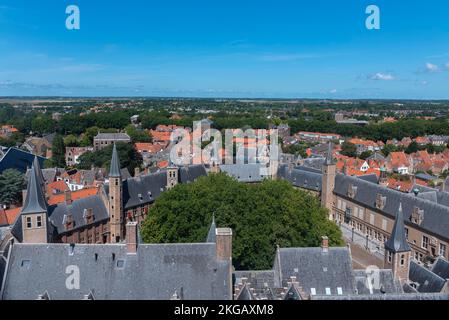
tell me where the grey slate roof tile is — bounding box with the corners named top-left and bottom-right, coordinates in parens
top-left (334, 174), bottom-right (449, 241)
top-left (1, 242), bottom-right (231, 300)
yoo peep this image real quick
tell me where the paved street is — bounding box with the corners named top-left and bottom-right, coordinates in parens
top-left (340, 224), bottom-right (384, 269)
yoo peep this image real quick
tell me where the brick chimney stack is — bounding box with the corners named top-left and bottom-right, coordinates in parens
top-left (216, 228), bottom-right (233, 261)
top-left (126, 222), bottom-right (138, 254)
top-left (321, 236), bottom-right (329, 253)
top-left (65, 190), bottom-right (72, 205)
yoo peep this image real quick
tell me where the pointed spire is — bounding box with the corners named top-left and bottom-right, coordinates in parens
top-left (21, 159), bottom-right (47, 215)
top-left (385, 203), bottom-right (411, 253)
top-left (325, 142), bottom-right (334, 165)
top-left (206, 214), bottom-right (217, 243)
top-left (33, 156), bottom-right (45, 187)
top-left (109, 144), bottom-right (121, 178)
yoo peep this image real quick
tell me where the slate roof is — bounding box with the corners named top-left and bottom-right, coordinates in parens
top-left (367, 152), bottom-right (386, 162)
top-left (409, 261), bottom-right (447, 293)
top-left (431, 258), bottom-right (449, 280)
top-left (219, 164), bottom-right (266, 183)
top-left (278, 165), bottom-right (322, 192)
top-left (48, 195), bottom-right (109, 234)
top-left (312, 293), bottom-right (449, 300)
top-left (384, 203), bottom-right (411, 253)
top-left (109, 144), bottom-right (121, 178)
top-left (1, 242), bottom-right (231, 300)
top-left (119, 165), bottom-right (207, 210)
top-left (206, 216), bottom-right (216, 243)
top-left (274, 247), bottom-right (355, 296)
top-left (353, 269), bottom-right (402, 295)
top-left (0, 148), bottom-right (46, 174)
top-left (20, 160), bottom-right (47, 215)
top-left (358, 174), bottom-right (379, 184)
top-left (334, 174), bottom-right (449, 242)
top-left (94, 133), bottom-right (131, 141)
top-left (301, 157), bottom-right (326, 170)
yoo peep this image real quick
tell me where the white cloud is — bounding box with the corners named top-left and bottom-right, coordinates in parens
top-left (329, 89), bottom-right (338, 94)
top-left (425, 62), bottom-right (439, 73)
top-left (445, 62), bottom-right (449, 69)
top-left (369, 73), bottom-right (395, 81)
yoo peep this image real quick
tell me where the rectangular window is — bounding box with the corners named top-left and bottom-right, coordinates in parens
top-left (382, 219), bottom-right (387, 231)
top-left (36, 216), bottom-right (42, 228)
top-left (388, 251), bottom-right (393, 263)
top-left (337, 199), bottom-right (342, 210)
top-left (359, 208), bottom-right (364, 220)
top-left (325, 288), bottom-right (331, 295)
top-left (26, 217), bottom-right (32, 229)
top-left (310, 288), bottom-right (316, 295)
top-left (405, 228), bottom-right (409, 240)
top-left (440, 243), bottom-right (447, 257)
top-left (370, 214), bottom-right (375, 225)
top-left (337, 287), bottom-right (343, 295)
top-left (422, 236), bottom-right (429, 249)
top-left (400, 254), bottom-right (405, 266)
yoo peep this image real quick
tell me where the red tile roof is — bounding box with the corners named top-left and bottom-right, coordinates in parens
top-left (47, 187), bottom-right (100, 206)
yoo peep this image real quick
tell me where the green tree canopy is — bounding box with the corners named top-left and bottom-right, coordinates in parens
top-left (340, 141), bottom-right (357, 158)
top-left (0, 169), bottom-right (26, 207)
top-left (141, 173), bottom-right (344, 270)
top-left (77, 142), bottom-right (142, 174)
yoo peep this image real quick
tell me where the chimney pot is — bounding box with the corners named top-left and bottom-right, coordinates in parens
top-left (126, 222), bottom-right (138, 254)
top-left (321, 236), bottom-right (329, 253)
top-left (65, 190), bottom-right (72, 205)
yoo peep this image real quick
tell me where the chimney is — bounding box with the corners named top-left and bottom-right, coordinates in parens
top-left (216, 228), bottom-right (233, 261)
top-left (134, 167), bottom-right (140, 177)
top-left (126, 222), bottom-right (138, 254)
top-left (65, 190), bottom-right (72, 205)
top-left (321, 236), bottom-right (329, 253)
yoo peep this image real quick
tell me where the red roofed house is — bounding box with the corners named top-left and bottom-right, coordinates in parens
top-left (386, 151), bottom-right (412, 175)
top-left (0, 125), bottom-right (19, 138)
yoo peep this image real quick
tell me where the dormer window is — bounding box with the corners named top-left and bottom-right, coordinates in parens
top-left (411, 207), bottom-right (424, 225)
top-left (347, 184), bottom-right (357, 198)
top-left (375, 194), bottom-right (387, 210)
top-left (138, 194), bottom-right (143, 201)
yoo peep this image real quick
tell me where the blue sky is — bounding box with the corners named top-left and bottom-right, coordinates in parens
top-left (0, 0), bottom-right (449, 99)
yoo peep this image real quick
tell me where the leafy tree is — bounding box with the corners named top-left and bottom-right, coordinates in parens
top-left (405, 141), bottom-right (419, 154)
top-left (0, 169), bottom-right (26, 207)
top-left (31, 116), bottom-right (55, 135)
top-left (382, 144), bottom-right (399, 157)
top-left (340, 142), bottom-right (357, 158)
top-left (141, 173), bottom-right (344, 270)
top-left (64, 134), bottom-right (79, 147)
top-left (125, 124), bottom-right (152, 143)
top-left (47, 134), bottom-right (66, 168)
top-left (77, 142), bottom-right (142, 173)
top-left (359, 150), bottom-right (373, 160)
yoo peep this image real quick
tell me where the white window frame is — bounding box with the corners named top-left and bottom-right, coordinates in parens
top-left (422, 236), bottom-right (429, 249)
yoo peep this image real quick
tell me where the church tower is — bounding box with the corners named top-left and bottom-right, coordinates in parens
top-left (166, 164), bottom-right (179, 190)
top-left (384, 203), bottom-right (411, 282)
top-left (379, 166), bottom-right (388, 187)
top-left (21, 157), bottom-right (49, 243)
top-left (321, 142), bottom-right (336, 218)
top-left (109, 144), bottom-right (123, 243)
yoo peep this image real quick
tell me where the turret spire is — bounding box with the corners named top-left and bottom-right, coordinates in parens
top-left (385, 203), bottom-right (411, 253)
top-left (21, 159), bottom-right (47, 215)
top-left (109, 143), bottom-right (121, 178)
